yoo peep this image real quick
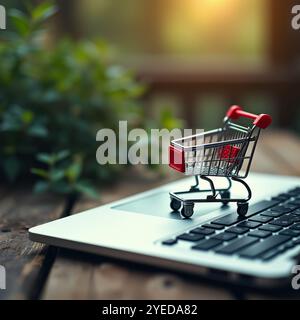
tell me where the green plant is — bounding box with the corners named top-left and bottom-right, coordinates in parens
top-left (0, 1), bottom-right (169, 197)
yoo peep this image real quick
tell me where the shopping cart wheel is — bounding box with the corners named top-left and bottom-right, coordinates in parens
top-left (221, 191), bottom-right (231, 206)
top-left (170, 198), bottom-right (181, 212)
top-left (181, 203), bottom-right (194, 219)
top-left (237, 202), bottom-right (249, 217)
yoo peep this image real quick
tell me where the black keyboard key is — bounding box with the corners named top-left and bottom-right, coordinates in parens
top-left (293, 209), bottom-right (300, 216)
top-left (249, 215), bottom-right (273, 224)
top-left (269, 205), bottom-right (295, 214)
top-left (291, 223), bottom-right (300, 231)
top-left (282, 241), bottom-right (296, 250)
top-left (289, 215), bottom-right (300, 223)
top-left (226, 226), bottom-right (249, 235)
top-left (190, 227), bottom-right (215, 235)
top-left (213, 214), bottom-right (244, 226)
top-left (213, 200), bottom-right (279, 227)
top-left (279, 229), bottom-right (300, 237)
top-left (261, 210), bottom-right (285, 218)
top-left (216, 236), bottom-right (259, 255)
top-left (237, 221), bottom-right (261, 229)
top-left (288, 189), bottom-right (300, 197)
top-left (248, 230), bottom-right (271, 238)
top-left (271, 196), bottom-right (289, 202)
top-left (261, 249), bottom-right (282, 261)
top-left (212, 232), bottom-right (237, 242)
top-left (286, 200), bottom-right (300, 207)
top-left (293, 238), bottom-right (300, 245)
top-left (258, 224), bottom-right (282, 232)
top-left (202, 223), bottom-right (224, 230)
top-left (270, 220), bottom-right (292, 227)
top-left (162, 239), bottom-right (177, 245)
top-left (239, 235), bottom-right (292, 259)
top-left (285, 205), bottom-right (299, 211)
top-left (276, 192), bottom-right (292, 199)
top-left (177, 233), bottom-right (204, 242)
top-left (241, 200), bottom-right (279, 217)
top-left (270, 216), bottom-right (295, 227)
top-left (192, 239), bottom-right (222, 251)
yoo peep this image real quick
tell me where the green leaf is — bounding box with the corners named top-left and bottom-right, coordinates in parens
top-left (22, 111), bottom-right (34, 124)
top-left (36, 153), bottom-right (53, 165)
top-left (1, 120), bottom-right (20, 132)
top-left (49, 169), bottom-right (65, 182)
top-left (28, 123), bottom-right (48, 137)
top-left (33, 181), bottom-right (49, 194)
top-left (55, 150), bottom-right (70, 162)
top-left (160, 107), bottom-right (184, 130)
top-left (37, 151), bottom-right (70, 166)
top-left (32, 2), bottom-right (58, 24)
top-left (75, 182), bottom-right (99, 199)
top-left (9, 9), bottom-right (31, 37)
top-left (3, 157), bottom-right (21, 182)
top-left (65, 162), bottom-right (82, 183)
top-left (31, 168), bottom-right (49, 179)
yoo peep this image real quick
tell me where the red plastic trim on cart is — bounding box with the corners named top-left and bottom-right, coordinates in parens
top-left (226, 105), bottom-right (272, 129)
top-left (169, 145), bottom-right (185, 173)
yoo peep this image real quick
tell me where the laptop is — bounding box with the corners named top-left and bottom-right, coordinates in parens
top-left (29, 172), bottom-right (300, 289)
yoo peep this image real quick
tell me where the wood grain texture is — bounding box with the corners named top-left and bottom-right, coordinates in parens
top-left (0, 188), bottom-right (65, 299)
top-left (43, 250), bottom-right (232, 300)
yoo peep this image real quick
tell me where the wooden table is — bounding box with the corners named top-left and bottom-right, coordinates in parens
top-left (1, 130), bottom-right (300, 300)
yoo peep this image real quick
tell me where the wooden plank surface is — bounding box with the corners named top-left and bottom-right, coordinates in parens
top-left (0, 188), bottom-right (65, 299)
top-left (41, 130), bottom-right (300, 300)
top-left (43, 252), bottom-right (232, 300)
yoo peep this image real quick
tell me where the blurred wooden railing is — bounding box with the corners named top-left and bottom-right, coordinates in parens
top-left (136, 0), bottom-right (300, 130)
top-left (138, 65), bottom-right (300, 129)
top-left (54, 0), bottom-right (300, 131)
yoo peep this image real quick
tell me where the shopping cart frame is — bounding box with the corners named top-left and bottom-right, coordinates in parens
top-left (169, 106), bottom-right (272, 218)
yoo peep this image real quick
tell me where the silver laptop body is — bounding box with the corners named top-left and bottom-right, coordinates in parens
top-left (29, 173), bottom-right (300, 289)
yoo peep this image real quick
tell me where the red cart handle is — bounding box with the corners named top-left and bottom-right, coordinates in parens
top-left (226, 105), bottom-right (272, 129)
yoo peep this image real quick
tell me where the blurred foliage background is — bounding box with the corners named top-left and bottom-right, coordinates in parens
top-left (0, 1), bottom-right (179, 197)
top-left (0, 0), bottom-right (300, 196)
top-left (25, 0), bottom-right (298, 131)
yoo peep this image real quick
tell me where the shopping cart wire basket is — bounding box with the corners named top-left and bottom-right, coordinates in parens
top-left (169, 105), bottom-right (272, 218)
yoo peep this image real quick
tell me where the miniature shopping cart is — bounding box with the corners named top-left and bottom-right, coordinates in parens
top-left (169, 106), bottom-right (272, 218)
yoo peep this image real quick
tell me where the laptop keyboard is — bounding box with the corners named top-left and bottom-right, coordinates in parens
top-left (162, 187), bottom-right (300, 261)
